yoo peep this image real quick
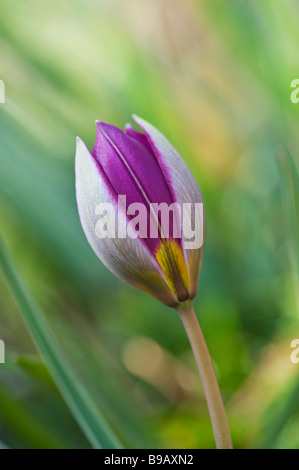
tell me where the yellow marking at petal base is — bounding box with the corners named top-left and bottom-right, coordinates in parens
top-left (155, 239), bottom-right (190, 302)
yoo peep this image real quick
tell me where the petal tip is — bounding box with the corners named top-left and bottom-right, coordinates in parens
top-left (124, 123), bottom-right (133, 132)
top-left (95, 120), bottom-right (108, 130)
top-left (75, 136), bottom-right (92, 160)
top-left (76, 136), bottom-right (84, 149)
top-left (132, 113), bottom-right (143, 124)
top-left (95, 120), bottom-right (102, 129)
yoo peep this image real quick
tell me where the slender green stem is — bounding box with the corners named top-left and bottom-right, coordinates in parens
top-left (177, 301), bottom-right (232, 449)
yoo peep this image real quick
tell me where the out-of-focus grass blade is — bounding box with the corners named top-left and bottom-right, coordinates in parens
top-left (277, 147), bottom-right (299, 278)
top-left (13, 354), bottom-right (57, 391)
top-left (0, 236), bottom-right (122, 449)
top-left (258, 376), bottom-right (299, 449)
top-left (2, 356), bottom-right (91, 448)
top-left (0, 386), bottom-right (63, 449)
top-left (258, 148), bottom-right (299, 448)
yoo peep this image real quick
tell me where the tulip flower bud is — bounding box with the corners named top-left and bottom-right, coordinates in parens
top-left (75, 115), bottom-right (205, 307)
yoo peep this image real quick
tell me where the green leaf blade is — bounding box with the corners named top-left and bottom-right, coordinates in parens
top-left (0, 236), bottom-right (122, 449)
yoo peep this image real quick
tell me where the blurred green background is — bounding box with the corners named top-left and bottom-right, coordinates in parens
top-left (1, 0), bottom-right (299, 449)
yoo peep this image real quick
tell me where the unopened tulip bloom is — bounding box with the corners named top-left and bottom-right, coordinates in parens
top-left (75, 116), bottom-right (232, 450)
top-left (75, 115), bottom-right (204, 307)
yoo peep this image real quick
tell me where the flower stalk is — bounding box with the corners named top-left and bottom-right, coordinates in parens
top-left (177, 301), bottom-right (233, 449)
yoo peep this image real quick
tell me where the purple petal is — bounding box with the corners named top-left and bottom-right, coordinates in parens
top-left (125, 124), bottom-right (154, 154)
top-left (94, 121), bottom-right (176, 252)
